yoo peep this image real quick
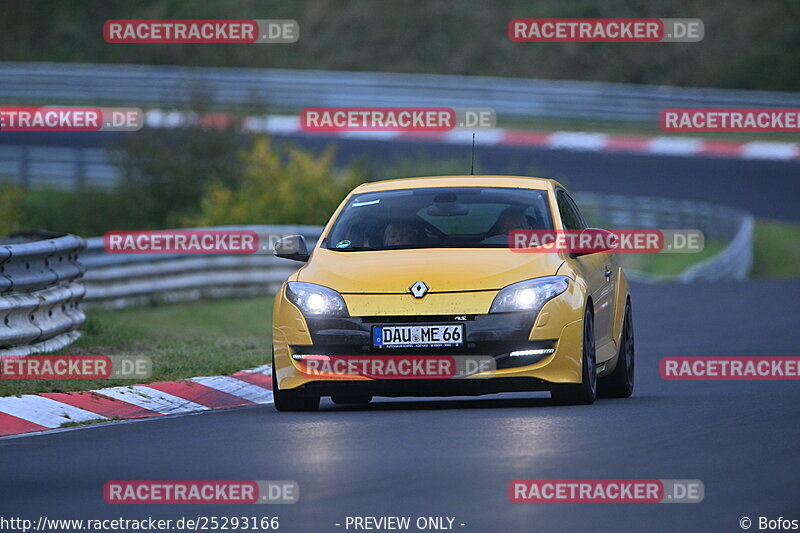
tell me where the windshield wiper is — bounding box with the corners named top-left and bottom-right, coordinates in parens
top-left (327, 246), bottom-right (380, 252)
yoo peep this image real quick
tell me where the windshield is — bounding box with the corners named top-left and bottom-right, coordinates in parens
top-left (324, 186), bottom-right (553, 251)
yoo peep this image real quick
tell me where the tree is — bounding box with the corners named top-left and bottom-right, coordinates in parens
top-left (188, 137), bottom-right (362, 226)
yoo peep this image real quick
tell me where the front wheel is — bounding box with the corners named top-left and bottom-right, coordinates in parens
top-left (551, 305), bottom-right (597, 405)
top-left (272, 357), bottom-right (320, 412)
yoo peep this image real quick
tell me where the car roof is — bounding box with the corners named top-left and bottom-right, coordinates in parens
top-left (352, 175), bottom-right (563, 194)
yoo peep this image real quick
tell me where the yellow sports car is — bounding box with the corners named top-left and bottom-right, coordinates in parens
top-left (271, 176), bottom-right (634, 410)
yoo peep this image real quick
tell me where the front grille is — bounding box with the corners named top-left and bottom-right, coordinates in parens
top-left (295, 312), bottom-right (556, 368)
top-left (305, 312), bottom-right (537, 347)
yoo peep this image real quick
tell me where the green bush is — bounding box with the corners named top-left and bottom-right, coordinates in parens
top-left (187, 137), bottom-right (362, 226)
top-left (0, 187), bottom-right (23, 238)
top-left (112, 125), bottom-right (245, 228)
top-left (18, 189), bottom-right (152, 236)
top-left (14, 129), bottom-right (524, 236)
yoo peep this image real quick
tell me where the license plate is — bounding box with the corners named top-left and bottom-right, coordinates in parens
top-left (373, 324), bottom-right (464, 348)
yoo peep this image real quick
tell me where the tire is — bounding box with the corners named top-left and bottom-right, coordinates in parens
top-left (598, 300), bottom-right (635, 398)
top-left (331, 394), bottom-right (373, 405)
top-left (272, 355), bottom-right (320, 412)
top-left (551, 305), bottom-right (597, 405)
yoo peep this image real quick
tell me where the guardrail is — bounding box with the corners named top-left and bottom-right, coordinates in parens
top-left (0, 145), bottom-right (119, 190)
top-left (0, 232), bottom-right (87, 356)
top-left (78, 195), bottom-right (752, 309)
top-left (574, 193), bottom-right (753, 282)
top-left (0, 194), bottom-right (752, 355)
top-left (2, 62), bottom-right (798, 190)
top-left (2, 62), bottom-right (799, 124)
top-left (80, 226), bottom-right (320, 309)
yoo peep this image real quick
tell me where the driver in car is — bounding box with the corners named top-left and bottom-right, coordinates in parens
top-left (478, 207), bottom-right (534, 245)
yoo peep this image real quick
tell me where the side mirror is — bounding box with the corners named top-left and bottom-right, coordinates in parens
top-left (273, 235), bottom-right (310, 262)
top-left (568, 228), bottom-right (616, 258)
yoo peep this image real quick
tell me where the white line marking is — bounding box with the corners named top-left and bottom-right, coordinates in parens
top-left (547, 131), bottom-right (608, 151)
top-left (647, 137), bottom-right (702, 155)
top-left (243, 364), bottom-right (272, 375)
top-left (265, 115), bottom-right (302, 134)
top-left (144, 109), bottom-right (166, 128)
top-left (190, 376), bottom-right (274, 404)
top-left (337, 130), bottom-right (403, 140)
top-left (443, 129), bottom-right (505, 145)
top-left (92, 386), bottom-right (208, 415)
top-left (0, 395), bottom-right (108, 428)
top-left (741, 142), bottom-right (799, 160)
top-left (141, 110), bottom-right (800, 161)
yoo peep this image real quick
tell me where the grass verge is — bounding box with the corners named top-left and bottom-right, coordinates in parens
top-left (621, 219), bottom-right (800, 279)
top-left (60, 417), bottom-right (118, 429)
top-left (0, 296), bottom-right (274, 397)
top-left (2, 220), bottom-right (798, 398)
top-left (753, 219), bottom-right (800, 278)
top-left (618, 241), bottom-right (727, 277)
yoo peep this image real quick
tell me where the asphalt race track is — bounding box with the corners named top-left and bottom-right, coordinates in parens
top-left (3, 131), bottom-right (799, 220)
top-left (3, 280), bottom-right (799, 532)
top-left (283, 135), bottom-right (800, 221)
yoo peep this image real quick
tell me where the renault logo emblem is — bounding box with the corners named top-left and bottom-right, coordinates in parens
top-left (409, 281), bottom-right (429, 298)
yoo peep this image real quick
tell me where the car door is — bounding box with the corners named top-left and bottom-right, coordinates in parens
top-left (557, 190), bottom-right (615, 348)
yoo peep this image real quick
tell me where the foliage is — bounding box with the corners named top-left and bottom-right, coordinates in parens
top-left (0, 296), bottom-right (275, 397)
top-left (752, 219), bottom-right (800, 278)
top-left (187, 137), bottom-right (362, 226)
top-left (0, 187), bottom-right (23, 238)
top-left (0, 0), bottom-right (798, 91)
top-left (111, 124), bottom-right (245, 228)
top-left (18, 189), bottom-right (151, 236)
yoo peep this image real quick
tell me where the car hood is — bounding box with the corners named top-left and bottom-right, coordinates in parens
top-left (296, 248), bottom-right (565, 293)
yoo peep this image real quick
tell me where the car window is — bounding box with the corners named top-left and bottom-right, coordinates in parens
top-left (565, 193), bottom-right (588, 229)
top-left (324, 186), bottom-right (554, 250)
top-left (556, 190), bottom-right (586, 230)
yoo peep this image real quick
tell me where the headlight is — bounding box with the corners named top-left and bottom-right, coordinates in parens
top-left (286, 282), bottom-right (349, 317)
top-left (489, 276), bottom-right (569, 314)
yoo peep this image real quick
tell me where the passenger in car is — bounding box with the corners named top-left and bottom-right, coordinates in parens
top-left (489, 207), bottom-right (534, 236)
top-left (384, 221), bottom-right (419, 246)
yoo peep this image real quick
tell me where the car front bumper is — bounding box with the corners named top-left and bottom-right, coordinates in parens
top-left (273, 306), bottom-right (586, 395)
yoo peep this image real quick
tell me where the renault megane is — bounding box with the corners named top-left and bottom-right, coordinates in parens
top-left (271, 176), bottom-right (634, 410)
